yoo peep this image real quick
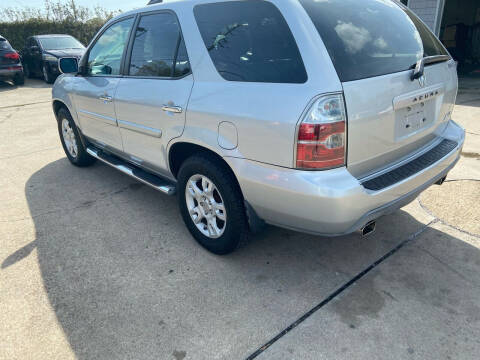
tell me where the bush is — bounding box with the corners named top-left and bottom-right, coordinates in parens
top-left (0, 18), bottom-right (105, 50)
top-left (0, 0), bottom-right (120, 51)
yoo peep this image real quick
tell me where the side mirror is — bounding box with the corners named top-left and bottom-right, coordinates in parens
top-left (30, 45), bottom-right (39, 52)
top-left (58, 57), bottom-right (79, 74)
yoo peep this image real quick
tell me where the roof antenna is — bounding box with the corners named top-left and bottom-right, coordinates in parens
top-left (147, 0), bottom-right (163, 4)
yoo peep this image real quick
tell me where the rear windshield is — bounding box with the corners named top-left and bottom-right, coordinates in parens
top-left (299, 0), bottom-right (449, 82)
top-left (194, 0), bottom-right (307, 83)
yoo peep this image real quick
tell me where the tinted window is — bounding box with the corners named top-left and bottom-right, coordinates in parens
top-left (173, 38), bottom-right (191, 77)
top-left (0, 38), bottom-right (12, 51)
top-left (194, 1), bottom-right (307, 83)
top-left (87, 17), bottom-right (134, 76)
top-left (38, 36), bottom-right (84, 50)
top-left (129, 12), bottom-right (189, 77)
top-left (299, 0), bottom-right (449, 82)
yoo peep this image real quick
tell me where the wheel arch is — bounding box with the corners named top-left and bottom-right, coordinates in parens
top-left (168, 141), bottom-right (234, 179)
top-left (52, 98), bottom-right (87, 148)
top-left (168, 141), bottom-right (265, 233)
top-left (52, 98), bottom-right (79, 127)
top-left (52, 99), bottom-right (67, 117)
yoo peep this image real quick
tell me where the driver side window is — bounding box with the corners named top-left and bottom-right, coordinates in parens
top-left (87, 17), bottom-right (134, 76)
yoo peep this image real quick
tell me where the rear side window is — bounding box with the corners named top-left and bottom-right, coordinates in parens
top-left (194, 0), bottom-right (307, 83)
top-left (299, 0), bottom-right (449, 82)
top-left (129, 12), bottom-right (190, 78)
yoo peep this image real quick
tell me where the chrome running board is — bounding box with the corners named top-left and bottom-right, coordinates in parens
top-left (86, 147), bottom-right (176, 195)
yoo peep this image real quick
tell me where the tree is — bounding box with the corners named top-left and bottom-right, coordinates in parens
top-left (0, 0), bottom-right (122, 50)
top-left (0, 0), bottom-right (121, 23)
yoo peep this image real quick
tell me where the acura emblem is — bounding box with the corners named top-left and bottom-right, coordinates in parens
top-left (418, 74), bottom-right (426, 88)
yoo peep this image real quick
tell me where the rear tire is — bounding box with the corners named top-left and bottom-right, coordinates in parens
top-left (13, 73), bottom-right (25, 86)
top-left (57, 107), bottom-right (96, 167)
top-left (177, 155), bottom-right (249, 255)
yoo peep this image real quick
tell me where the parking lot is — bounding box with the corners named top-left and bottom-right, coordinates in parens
top-left (0, 78), bottom-right (479, 360)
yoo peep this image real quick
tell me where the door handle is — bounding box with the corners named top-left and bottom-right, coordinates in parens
top-left (99, 95), bottom-right (113, 103)
top-left (161, 105), bottom-right (183, 114)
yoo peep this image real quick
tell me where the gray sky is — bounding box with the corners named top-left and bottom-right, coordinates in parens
top-left (2, 0), bottom-right (148, 13)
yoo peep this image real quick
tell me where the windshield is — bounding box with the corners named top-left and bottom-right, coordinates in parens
top-left (299, 0), bottom-right (449, 82)
top-left (39, 36), bottom-right (84, 51)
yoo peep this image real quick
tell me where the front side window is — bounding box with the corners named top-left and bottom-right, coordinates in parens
top-left (87, 17), bottom-right (134, 76)
top-left (27, 38), bottom-right (36, 48)
top-left (299, 0), bottom-right (449, 82)
top-left (129, 12), bottom-right (190, 77)
top-left (194, 0), bottom-right (307, 83)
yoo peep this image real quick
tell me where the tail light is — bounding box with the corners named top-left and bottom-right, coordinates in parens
top-left (3, 52), bottom-right (20, 61)
top-left (296, 94), bottom-right (347, 170)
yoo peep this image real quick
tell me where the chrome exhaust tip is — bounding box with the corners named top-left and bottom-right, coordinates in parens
top-left (359, 221), bottom-right (376, 237)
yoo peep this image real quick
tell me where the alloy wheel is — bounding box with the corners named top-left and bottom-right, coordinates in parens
top-left (43, 66), bottom-right (49, 82)
top-left (61, 119), bottom-right (78, 158)
top-left (185, 174), bottom-right (227, 238)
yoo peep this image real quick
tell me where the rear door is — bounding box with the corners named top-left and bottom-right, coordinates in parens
top-left (114, 11), bottom-right (193, 172)
top-left (73, 16), bottom-right (134, 151)
top-left (300, 0), bottom-right (457, 178)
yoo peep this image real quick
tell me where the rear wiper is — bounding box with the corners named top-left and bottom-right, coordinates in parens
top-left (410, 55), bottom-right (451, 81)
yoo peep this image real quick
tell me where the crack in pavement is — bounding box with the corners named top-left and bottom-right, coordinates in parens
top-left (0, 147), bottom-right (59, 160)
top-left (417, 190), bottom-right (480, 240)
top-left (0, 100), bottom-right (51, 110)
top-left (245, 220), bottom-right (437, 359)
top-left (461, 151), bottom-right (480, 159)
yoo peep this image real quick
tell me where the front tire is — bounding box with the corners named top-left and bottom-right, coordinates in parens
top-left (43, 64), bottom-right (54, 84)
top-left (177, 155), bottom-right (249, 255)
top-left (57, 107), bottom-right (96, 167)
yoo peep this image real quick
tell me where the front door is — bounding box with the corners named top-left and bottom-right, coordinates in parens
top-left (23, 37), bottom-right (41, 76)
top-left (114, 11), bottom-right (193, 173)
top-left (73, 16), bottom-right (135, 151)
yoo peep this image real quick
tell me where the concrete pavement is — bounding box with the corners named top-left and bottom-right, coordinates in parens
top-left (0, 78), bottom-right (479, 360)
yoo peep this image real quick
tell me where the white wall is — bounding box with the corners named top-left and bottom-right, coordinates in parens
top-left (408, 0), bottom-right (440, 31)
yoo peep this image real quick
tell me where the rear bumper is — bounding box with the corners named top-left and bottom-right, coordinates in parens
top-left (227, 120), bottom-right (465, 236)
top-left (0, 67), bottom-right (22, 78)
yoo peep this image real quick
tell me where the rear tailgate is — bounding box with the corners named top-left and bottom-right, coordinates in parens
top-left (299, 0), bottom-right (458, 178)
top-left (344, 60), bottom-right (458, 178)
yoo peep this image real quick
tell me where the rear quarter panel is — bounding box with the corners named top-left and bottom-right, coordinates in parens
top-left (171, 0), bottom-right (342, 167)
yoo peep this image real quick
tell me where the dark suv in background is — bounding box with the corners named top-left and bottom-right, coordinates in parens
top-left (0, 35), bottom-right (24, 85)
top-left (22, 34), bottom-right (85, 83)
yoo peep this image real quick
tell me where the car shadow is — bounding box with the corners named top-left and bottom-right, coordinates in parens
top-left (0, 78), bottom-right (50, 92)
top-left (4, 157), bottom-right (480, 359)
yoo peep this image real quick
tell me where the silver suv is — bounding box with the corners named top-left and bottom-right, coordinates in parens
top-left (52, 0), bottom-right (464, 254)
